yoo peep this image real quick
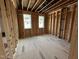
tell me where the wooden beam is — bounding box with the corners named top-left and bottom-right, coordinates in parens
top-left (47, 1), bottom-right (77, 14)
top-left (31, 0), bottom-right (39, 11)
top-left (27, 0), bottom-right (31, 11)
top-left (38, 0), bottom-right (54, 12)
top-left (43, 0), bottom-right (70, 13)
top-left (18, 0), bottom-right (22, 9)
top-left (0, 0), bottom-right (14, 58)
top-left (57, 10), bottom-right (61, 37)
top-left (69, 3), bottom-right (77, 59)
top-left (22, 0), bottom-right (23, 9)
top-left (41, 0), bottom-right (63, 13)
top-left (53, 13), bottom-right (55, 35)
top-left (68, 4), bottom-right (77, 42)
top-left (52, 13), bottom-right (55, 35)
top-left (35, 0), bottom-right (46, 12)
top-left (54, 12), bottom-right (58, 36)
top-left (11, 0), bottom-right (17, 8)
top-left (63, 8), bottom-right (68, 39)
top-left (50, 14), bottom-right (52, 34)
top-left (48, 15), bottom-right (52, 34)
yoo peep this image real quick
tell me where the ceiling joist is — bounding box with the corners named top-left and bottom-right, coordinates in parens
top-left (27, 0), bottom-right (31, 11)
top-left (41, 0), bottom-right (62, 13)
top-left (38, 0), bottom-right (54, 12)
top-left (35, 0), bottom-right (46, 12)
top-left (18, 0), bottom-right (22, 9)
top-left (22, 0), bottom-right (23, 9)
top-left (31, 0), bottom-right (39, 11)
top-left (45, 0), bottom-right (70, 13)
top-left (17, 0), bottom-right (77, 13)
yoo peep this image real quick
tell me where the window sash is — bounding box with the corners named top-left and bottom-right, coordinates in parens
top-left (39, 16), bottom-right (45, 28)
top-left (23, 14), bottom-right (32, 29)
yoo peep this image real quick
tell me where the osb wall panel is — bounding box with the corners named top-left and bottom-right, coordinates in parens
top-left (17, 11), bottom-right (49, 38)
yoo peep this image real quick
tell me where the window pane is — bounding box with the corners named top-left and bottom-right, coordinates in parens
top-left (23, 14), bottom-right (32, 29)
top-left (39, 16), bottom-right (44, 28)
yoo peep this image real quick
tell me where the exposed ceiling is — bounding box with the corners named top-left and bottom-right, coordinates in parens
top-left (16, 0), bottom-right (77, 13)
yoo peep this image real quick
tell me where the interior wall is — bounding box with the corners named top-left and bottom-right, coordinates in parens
top-left (48, 2), bottom-right (77, 59)
top-left (69, 3), bottom-right (77, 59)
top-left (0, 9), bottom-right (6, 59)
top-left (17, 11), bottom-right (49, 38)
top-left (0, 0), bottom-right (19, 58)
top-left (48, 2), bottom-right (77, 42)
top-left (48, 9), bottom-right (62, 38)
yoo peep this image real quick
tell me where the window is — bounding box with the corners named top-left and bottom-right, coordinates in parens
top-left (39, 16), bottom-right (45, 28)
top-left (23, 14), bottom-right (32, 29)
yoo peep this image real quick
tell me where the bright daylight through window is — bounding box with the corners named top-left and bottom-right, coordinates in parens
top-left (23, 14), bottom-right (32, 29)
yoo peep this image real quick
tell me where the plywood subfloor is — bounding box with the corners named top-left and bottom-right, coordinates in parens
top-left (14, 35), bottom-right (70, 59)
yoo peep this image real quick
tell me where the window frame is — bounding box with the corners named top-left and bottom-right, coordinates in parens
top-left (38, 15), bottom-right (45, 28)
top-left (23, 14), bottom-right (32, 29)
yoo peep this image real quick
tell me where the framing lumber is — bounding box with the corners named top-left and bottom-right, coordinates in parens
top-left (11, 0), bottom-right (17, 8)
top-left (54, 12), bottom-right (58, 36)
top-left (69, 3), bottom-right (77, 59)
top-left (48, 15), bottom-right (51, 34)
top-left (35, 0), bottom-right (46, 12)
top-left (45, 0), bottom-right (70, 13)
top-left (63, 8), bottom-right (67, 39)
top-left (0, 0), bottom-right (14, 58)
top-left (27, 0), bottom-right (31, 11)
top-left (38, 0), bottom-right (54, 12)
top-left (22, 0), bottom-right (23, 9)
top-left (5, 0), bottom-right (16, 53)
top-left (50, 14), bottom-right (52, 34)
top-left (41, 0), bottom-right (62, 13)
top-left (68, 4), bottom-right (76, 42)
top-left (31, 0), bottom-right (39, 11)
top-left (51, 13), bottom-right (54, 34)
top-left (57, 10), bottom-right (61, 37)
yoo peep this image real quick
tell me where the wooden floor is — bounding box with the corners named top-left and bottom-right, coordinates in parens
top-left (14, 35), bottom-right (70, 59)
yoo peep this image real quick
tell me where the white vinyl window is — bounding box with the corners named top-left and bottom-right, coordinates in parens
top-left (39, 16), bottom-right (45, 28)
top-left (23, 14), bottom-right (32, 29)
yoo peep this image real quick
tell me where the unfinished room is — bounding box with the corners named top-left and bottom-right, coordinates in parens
top-left (0, 0), bottom-right (78, 59)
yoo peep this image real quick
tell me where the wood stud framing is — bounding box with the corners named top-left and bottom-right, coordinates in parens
top-left (63, 8), bottom-right (68, 39)
top-left (51, 14), bottom-right (54, 34)
top-left (48, 2), bottom-right (77, 43)
top-left (69, 3), bottom-right (77, 59)
top-left (0, 0), bottom-right (77, 59)
top-left (54, 12), bottom-right (58, 36)
top-left (0, 0), bottom-right (18, 59)
top-left (35, 0), bottom-right (46, 12)
top-left (27, 0), bottom-right (31, 11)
top-left (17, 0), bottom-right (77, 13)
top-left (42, 0), bottom-right (62, 13)
top-left (38, 0), bottom-right (54, 12)
top-left (31, 0), bottom-right (39, 11)
top-left (56, 10), bottom-right (61, 37)
top-left (22, 0), bottom-right (23, 9)
top-left (68, 4), bottom-right (77, 42)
